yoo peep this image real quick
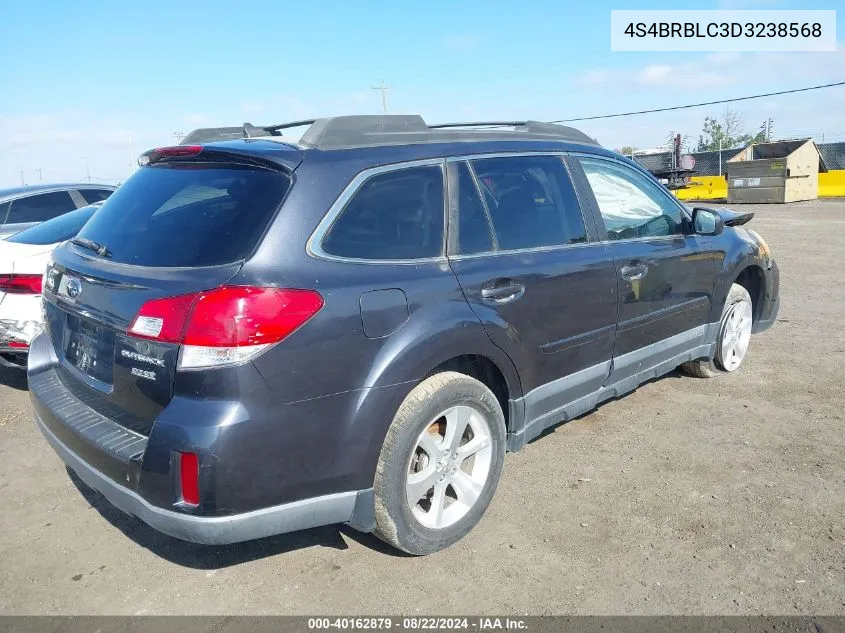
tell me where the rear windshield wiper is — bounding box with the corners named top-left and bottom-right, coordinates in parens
top-left (71, 237), bottom-right (112, 258)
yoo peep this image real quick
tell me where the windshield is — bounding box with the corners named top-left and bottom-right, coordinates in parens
top-left (74, 163), bottom-right (290, 267)
top-left (5, 205), bottom-right (99, 245)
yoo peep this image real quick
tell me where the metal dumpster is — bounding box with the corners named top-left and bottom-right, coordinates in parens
top-left (726, 139), bottom-right (828, 204)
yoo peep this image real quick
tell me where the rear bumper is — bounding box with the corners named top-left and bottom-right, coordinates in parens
top-left (35, 410), bottom-right (363, 545)
top-left (28, 326), bottom-right (379, 545)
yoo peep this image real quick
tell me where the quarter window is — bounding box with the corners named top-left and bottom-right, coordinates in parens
top-left (469, 155), bottom-right (587, 251)
top-left (578, 157), bottom-right (684, 240)
top-left (6, 191), bottom-right (76, 224)
top-left (79, 189), bottom-right (114, 204)
top-left (322, 165), bottom-right (445, 260)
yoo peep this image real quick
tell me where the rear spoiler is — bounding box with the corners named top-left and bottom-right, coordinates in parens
top-left (180, 121), bottom-right (314, 145)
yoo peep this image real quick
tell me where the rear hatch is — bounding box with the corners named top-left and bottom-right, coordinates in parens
top-left (43, 148), bottom-right (295, 435)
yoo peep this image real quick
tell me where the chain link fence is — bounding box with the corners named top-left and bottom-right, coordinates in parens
top-left (632, 142), bottom-right (845, 176)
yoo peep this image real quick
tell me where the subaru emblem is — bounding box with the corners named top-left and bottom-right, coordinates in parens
top-left (66, 277), bottom-right (82, 300)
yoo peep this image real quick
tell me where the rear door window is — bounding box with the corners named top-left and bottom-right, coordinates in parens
top-left (78, 188), bottom-right (114, 204)
top-left (321, 165), bottom-right (444, 260)
top-left (469, 155), bottom-right (587, 251)
top-left (6, 191), bottom-right (76, 223)
top-left (453, 162), bottom-right (495, 255)
top-left (74, 164), bottom-right (290, 267)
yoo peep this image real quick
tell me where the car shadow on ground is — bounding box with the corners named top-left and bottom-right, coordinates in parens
top-left (66, 467), bottom-right (410, 567)
top-left (0, 366), bottom-right (28, 391)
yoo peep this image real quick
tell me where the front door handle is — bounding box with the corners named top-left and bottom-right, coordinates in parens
top-left (481, 280), bottom-right (525, 304)
top-left (620, 263), bottom-right (648, 281)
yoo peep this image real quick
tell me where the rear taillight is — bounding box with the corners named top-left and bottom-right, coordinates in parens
top-left (127, 286), bottom-right (324, 370)
top-left (0, 274), bottom-right (42, 294)
top-left (7, 341), bottom-right (28, 349)
top-left (179, 452), bottom-right (200, 506)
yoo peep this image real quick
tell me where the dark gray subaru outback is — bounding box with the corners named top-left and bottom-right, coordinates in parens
top-left (29, 115), bottom-right (779, 555)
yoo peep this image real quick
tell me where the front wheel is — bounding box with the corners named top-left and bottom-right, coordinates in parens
top-left (681, 283), bottom-right (754, 378)
top-left (373, 372), bottom-right (506, 555)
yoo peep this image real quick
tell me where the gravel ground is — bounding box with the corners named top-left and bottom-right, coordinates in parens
top-left (0, 199), bottom-right (843, 615)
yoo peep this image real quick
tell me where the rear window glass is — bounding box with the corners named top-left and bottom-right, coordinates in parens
top-left (6, 205), bottom-right (98, 245)
top-left (75, 164), bottom-right (290, 267)
top-left (322, 165), bottom-right (444, 260)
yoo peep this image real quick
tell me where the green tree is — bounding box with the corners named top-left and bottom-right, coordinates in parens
top-left (696, 108), bottom-right (769, 151)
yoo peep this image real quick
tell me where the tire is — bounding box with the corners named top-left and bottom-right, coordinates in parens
top-left (373, 371), bottom-right (506, 555)
top-left (681, 283), bottom-right (754, 378)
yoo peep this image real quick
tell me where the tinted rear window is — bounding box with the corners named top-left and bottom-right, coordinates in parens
top-left (470, 155), bottom-right (587, 250)
top-left (75, 164), bottom-right (290, 267)
top-left (6, 205), bottom-right (98, 245)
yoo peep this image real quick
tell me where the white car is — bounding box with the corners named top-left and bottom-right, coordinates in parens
top-left (0, 203), bottom-right (101, 368)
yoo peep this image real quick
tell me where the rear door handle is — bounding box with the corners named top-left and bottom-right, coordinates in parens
top-left (620, 263), bottom-right (648, 281)
top-left (481, 280), bottom-right (525, 304)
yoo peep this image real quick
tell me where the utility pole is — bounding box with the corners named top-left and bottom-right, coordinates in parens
top-left (371, 80), bottom-right (392, 114)
top-left (83, 156), bottom-right (91, 183)
top-left (718, 136), bottom-right (722, 176)
top-left (173, 132), bottom-right (185, 142)
top-left (20, 169), bottom-right (25, 186)
top-left (36, 168), bottom-right (43, 181)
top-left (761, 118), bottom-right (773, 142)
top-left (128, 135), bottom-right (135, 177)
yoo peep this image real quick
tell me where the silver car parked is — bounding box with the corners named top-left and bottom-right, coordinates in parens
top-left (0, 183), bottom-right (116, 239)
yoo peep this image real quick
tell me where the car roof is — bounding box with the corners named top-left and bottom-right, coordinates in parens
top-left (0, 183), bottom-right (117, 201)
top-left (181, 115), bottom-right (601, 151)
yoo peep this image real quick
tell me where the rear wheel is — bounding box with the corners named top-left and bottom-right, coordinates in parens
top-left (373, 372), bottom-right (506, 555)
top-left (681, 283), bottom-right (753, 378)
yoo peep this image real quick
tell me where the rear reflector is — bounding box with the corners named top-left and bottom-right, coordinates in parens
top-left (0, 274), bottom-right (43, 294)
top-left (127, 286), bottom-right (324, 369)
top-left (179, 452), bottom-right (200, 506)
top-left (7, 341), bottom-right (28, 349)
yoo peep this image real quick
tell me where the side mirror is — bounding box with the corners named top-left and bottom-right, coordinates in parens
top-left (691, 208), bottom-right (724, 236)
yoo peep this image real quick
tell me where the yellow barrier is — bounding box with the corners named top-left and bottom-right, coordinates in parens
top-left (674, 176), bottom-right (728, 201)
top-left (672, 170), bottom-right (845, 200)
top-left (819, 171), bottom-right (845, 198)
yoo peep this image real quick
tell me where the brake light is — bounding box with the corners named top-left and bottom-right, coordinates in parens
top-left (127, 286), bottom-right (323, 369)
top-left (154, 145), bottom-right (202, 157)
top-left (0, 274), bottom-right (42, 294)
top-left (179, 452), bottom-right (200, 506)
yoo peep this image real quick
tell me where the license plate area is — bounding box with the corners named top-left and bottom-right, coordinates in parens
top-left (64, 313), bottom-right (115, 385)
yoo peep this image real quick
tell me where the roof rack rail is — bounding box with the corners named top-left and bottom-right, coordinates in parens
top-left (428, 121), bottom-right (531, 128)
top-left (179, 115), bottom-right (600, 149)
